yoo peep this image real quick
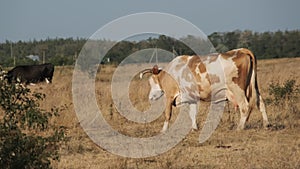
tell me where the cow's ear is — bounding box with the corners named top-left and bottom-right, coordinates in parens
top-left (152, 65), bottom-right (161, 75)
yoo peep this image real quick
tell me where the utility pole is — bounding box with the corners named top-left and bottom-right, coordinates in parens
top-left (11, 42), bottom-right (15, 66)
top-left (43, 50), bottom-right (45, 64)
top-left (40, 45), bottom-right (48, 64)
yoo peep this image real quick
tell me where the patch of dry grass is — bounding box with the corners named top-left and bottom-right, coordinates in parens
top-left (27, 58), bottom-right (300, 168)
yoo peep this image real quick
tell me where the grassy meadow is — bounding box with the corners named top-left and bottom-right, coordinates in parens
top-left (28, 58), bottom-right (300, 169)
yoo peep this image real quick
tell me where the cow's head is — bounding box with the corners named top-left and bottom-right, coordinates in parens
top-left (0, 67), bottom-right (7, 81)
top-left (140, 65), bottom-right (164, 101)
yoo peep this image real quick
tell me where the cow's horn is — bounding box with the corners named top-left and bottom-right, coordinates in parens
top-left (139, 65), bottom-right (162, 79)
top-left (139, 68), bottom-right (152, 79)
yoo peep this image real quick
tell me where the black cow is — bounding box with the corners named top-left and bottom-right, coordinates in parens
top-left (6, 63), bottom-right (54, 84)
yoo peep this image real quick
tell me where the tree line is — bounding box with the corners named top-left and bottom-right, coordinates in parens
top-left (209, 30), bottom-right (300, 59)
top-left (0, 30), bottom-right (299, 67)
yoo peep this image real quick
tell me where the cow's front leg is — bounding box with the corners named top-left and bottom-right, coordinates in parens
top-left (189, 103), bottom-right (198, 130)
top-left (45, 78), bottom-right (50, 84)
top-left (161, 99), bottom-right (173, 132)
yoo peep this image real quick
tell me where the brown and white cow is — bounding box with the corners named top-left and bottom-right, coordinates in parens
top-left (140, 48), bottom-right (269, 132)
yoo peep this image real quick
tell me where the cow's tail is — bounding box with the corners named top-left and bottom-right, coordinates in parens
top-left (242, 48), bottom-right (261, 108)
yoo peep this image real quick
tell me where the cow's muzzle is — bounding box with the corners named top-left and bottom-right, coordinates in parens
top-left (149, 90), bottom-right (164, 101)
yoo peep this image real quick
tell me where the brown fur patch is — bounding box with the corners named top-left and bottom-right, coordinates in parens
top-left (247, 83), bottom-right (252, 101)
top-left (152, 75), bottom-right (160, 86)
top-left (206, 73), bottom-right (220, 85)
top-left (220, 50), bottom-right (237, 59)
top-left (159, 71), bottom-right (179, 100)
top-left (187, 56), bottom-right (207, 75)
top-left (187, 56), bottom-right (206, 93)
top-left (208, 54), bottom-right (219, 63)
top-left (180, 55), bottom-right (190, 63)
top-left (232, 51), bottom-right (251, 90)
top-left (187, 56), bottom-right (201, 70)
top-left (198, 62), bottom-right (206, 73)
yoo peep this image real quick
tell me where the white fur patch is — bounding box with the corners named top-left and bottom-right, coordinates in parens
top-left (161, 121), bottom-right (169, 132)
top-left (189, 103), bottom-right (198, 130)
top-left (45, 78), bottom-right (50, 84)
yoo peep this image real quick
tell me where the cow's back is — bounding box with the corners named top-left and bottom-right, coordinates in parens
top-left (164, 48), bottom-right (255, 104)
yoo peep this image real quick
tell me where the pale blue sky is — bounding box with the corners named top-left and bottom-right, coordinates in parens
top-left (0, 0), bottom-right (299, 42)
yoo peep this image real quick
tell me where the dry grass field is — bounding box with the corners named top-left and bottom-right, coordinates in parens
top-left (29, 58), bottom-right (300, 169)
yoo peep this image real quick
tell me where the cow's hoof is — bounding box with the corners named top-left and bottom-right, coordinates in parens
top-left (192, 125), bottom-right (198, 131)
top-left (263, 121), bottom-right (270, 128)
top-left (191, 128), bottom-right (198, 132)
top-left (236, 125), bottom-right (244, 131)
top-left (264, 122), bottom-right (271, 130)
top-left (160, 128), bottom-right (167, 133)
top-left (161, 121), bottom-right (169, 133)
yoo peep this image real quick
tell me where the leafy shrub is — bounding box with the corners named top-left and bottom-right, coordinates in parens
top-left (0, 80), bottom-right (66, 168)
top-left (266, 79), bottom-right (300, 129)
top-left (268, 79), bottom-right (299, 105)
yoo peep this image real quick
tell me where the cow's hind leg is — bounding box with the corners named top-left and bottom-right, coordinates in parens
top-left (189, 103), bottom-right (198, 130)
top-left (257, 94), bottom-right (270, 128)
top-left (237, 98), bottom-right (252, 130)
top-left (227, 87), bottom-right (252, 130)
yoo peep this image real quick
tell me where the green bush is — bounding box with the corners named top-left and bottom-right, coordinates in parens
top-left (266, 79), bottom-right (300, 129)
top-left (0, 80), bottom-right (66, 168)
top-left (267, 79), bottom-right (299, 105)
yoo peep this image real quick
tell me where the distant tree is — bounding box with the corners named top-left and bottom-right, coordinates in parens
top-left (223, 30), bottom-right (240, 50)
top-left (215, 44), bottom-right (229, 53)
top-left (208, 32), bottom-right (219, 46)
top-left (238, 30), bottom-right (253, 49)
